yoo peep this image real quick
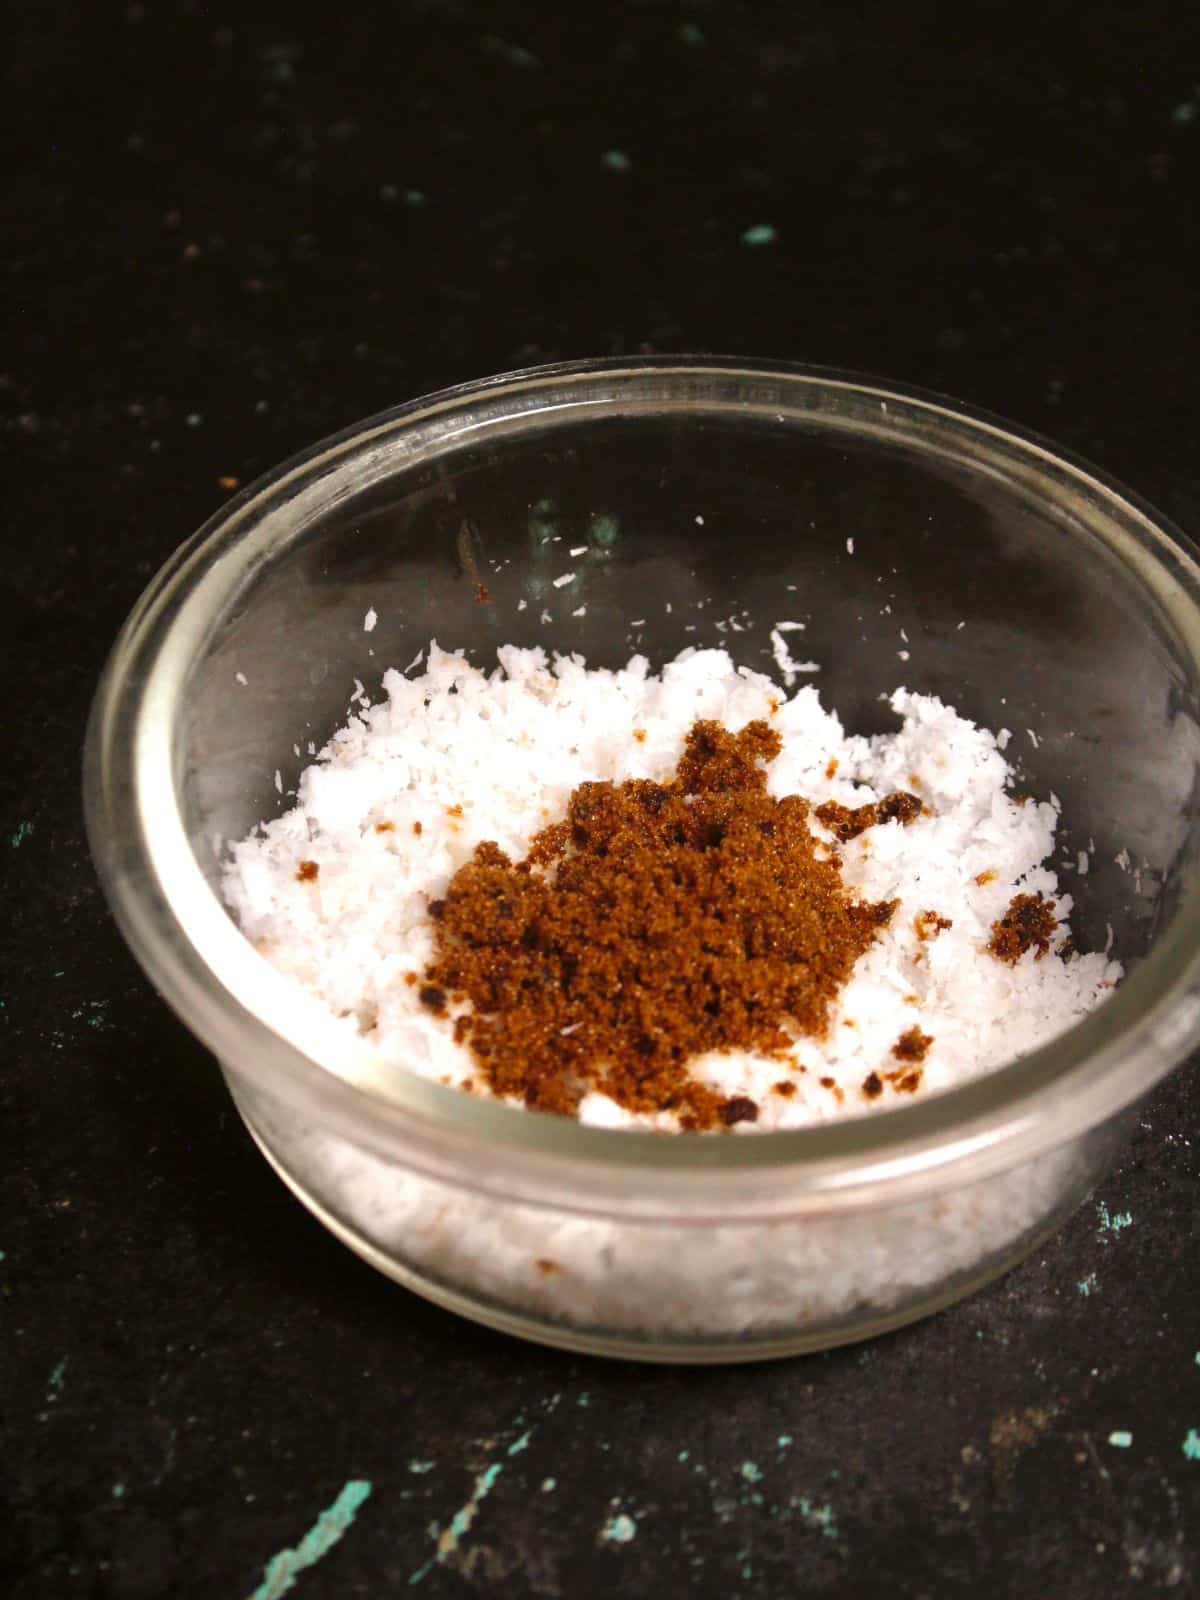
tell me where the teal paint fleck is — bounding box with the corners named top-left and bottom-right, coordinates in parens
top-left (1077, 1273), bottom-right (1097, 1296)
top-left (1183, 1429), bottom-right (1200, 1461)
top-left (577, 1392), bottom-right (591, 1407)
top-left (409, 1460), bottom-right (435, 1475)
top-left (507, 1429), bottom-right (533, 1457)
top-left (541, 1477), bottom-right (556, 1493)
top-left (11, 821), bottom-right (33, 848)
top-left (740, 1461), bottom-right (763, 1484)
top-left (679, 22), bottom-right (706, 46)
top-left (1172, 93), bottom-right (1198, 127)
top-left (677, 1450), bottom-right (690, 1463)
top-left (1097, 1203), bottom-right (1132, 1237)
top-left (795, 1497), bottom-right (838, 1540)
top-left (602, 148), bottom-right (631, 174)
top-left (405, 189), bottom-right (426, 208)
top-left (112, 1483), bottom-right (126, 1498)
top-left (409, 1462), bottom-right (505, 1584)
top-left (777, 1434), bottom-right (793, 1448)
top-left (247, 1480), bottom-right (371, 1600)
top-left (47, 1357), bottom-right (68, 1400)
top-left (480, 34), bottom-right (540, 71)
top-left (599, 1512), bottom-right (637, 1546)
top-left (0, 1251), bottom-right (6, 1261)
top-left (1195, 1351), bottom-right (1200, 1365)
top-left (71, 1000), bottom-right (112, 1030)
top-left (588, 514), bottom-right (619, 548)
top-left (1108, 1430), bottom-right (1133, 1448)
top-left (741, 223), bottom-right (777, 247)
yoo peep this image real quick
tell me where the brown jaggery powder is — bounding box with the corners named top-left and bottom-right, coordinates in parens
top-left (987, 892), bottom-right (1058, 964)
top-left (814, 790), bottom-right (923, 843)
top-left (914, 909), bottom-right (953, 942)
top-left (422, 719), bottom-right (899, 1130)
top-left (892, 1025), bottom-right (934, 1063)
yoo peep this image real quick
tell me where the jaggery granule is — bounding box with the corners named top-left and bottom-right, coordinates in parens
top-left (296, 860), bottom-right (319, 883)
top-left (814, 790), bottom-right (923, 843)
top-left (914, 910), bottom-right (953, 942)
top-left (422, 719), bottom-right (899, 1130)
top-left (892, 1025), bottom-right (933, 1063)
top-left (987, 892), bottom-right (1058, 964)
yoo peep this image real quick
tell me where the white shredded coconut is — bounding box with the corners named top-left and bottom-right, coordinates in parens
top-left (552, 572), bottom-right (575, 589)
top-left (769, 629), bottom-right (820, 685)
top-left (225, 645), bottom-right (1120, 1134)
top-left (363, 607), bottom-right (377, 633)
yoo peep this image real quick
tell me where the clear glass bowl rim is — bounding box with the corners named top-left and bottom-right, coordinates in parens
top-left (84, 357), bottom-right (1200, 1221)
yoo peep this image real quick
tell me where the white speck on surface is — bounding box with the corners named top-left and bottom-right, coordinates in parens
top-left (236, 671), bottom-right (248, 685)
top-left (569, 545), bottom-right (588, 557)
top-left (517, 598), bottom-right (527, 611)
top-left (846, 537), bottom-right (855, 554)
top-left (897, 650), bottom-right (910, 661)
top-left (695, 514), bottom-right (705, 525)
top-left (1077, 851), bottom-right (1089, 875)
top-left (773, 620), bottom-right (806, 632)
top-left (274, 769), bottom-right (282, 793)
top-left (1108, 1430), bottom-right (1132, 1448)
top-left (957, 621), bottom-right (966, 630)
top-left (629, 619), bottom-right (646, 627)
top-left (552, 572), bottom-right (576, 589)
top-left (364, 608), bottom-right (377, 633)
top-left (1028, 729), bottom-right (1040, 749)
top-left (599, 1512), bottom-right (638, 1546)
top-left (539, 609), bottom-right (553, 624)
top-left (572, 606), bottom-right (587, 617)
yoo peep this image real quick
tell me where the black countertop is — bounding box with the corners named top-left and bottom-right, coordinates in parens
top-left (6, 4), bottom-right (1200, 1595)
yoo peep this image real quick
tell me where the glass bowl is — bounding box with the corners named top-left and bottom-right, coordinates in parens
top-left (84, 359), bottom-right (1200, 1362)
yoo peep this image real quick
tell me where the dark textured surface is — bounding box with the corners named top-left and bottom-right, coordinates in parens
top-left (5, 3), bottom-right (1200, 1596)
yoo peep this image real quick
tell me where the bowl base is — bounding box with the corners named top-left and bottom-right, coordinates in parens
top-left (238, 1101), bottom-right (1067, 1365)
